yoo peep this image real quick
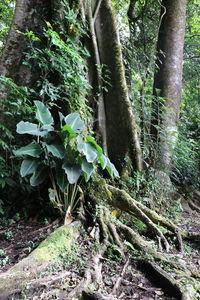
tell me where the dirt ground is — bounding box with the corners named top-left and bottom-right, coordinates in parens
top-left (0, 209), bottom-right (199, 300)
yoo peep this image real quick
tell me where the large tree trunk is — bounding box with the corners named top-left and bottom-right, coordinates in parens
top-left (0, 0), bottom-right (51, 86)
top-left (88, 0), bottom-right (143, 174)
top-left (0, 0), bottom-right (51, 134)
top-left (151, 0), bottom-right (186, 172)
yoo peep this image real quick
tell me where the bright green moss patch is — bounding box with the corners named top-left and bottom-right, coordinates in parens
top-left (0, 223), bottom-right (80, 298)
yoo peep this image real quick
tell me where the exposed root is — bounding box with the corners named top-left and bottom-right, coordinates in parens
top-left (111, 258), bottom-right (129, 296)
top-left (107, 185), bottom-right (172, 250)
top-left (188, 200), bottom-right (200, 213)
top-left (66, 240), bottom-right (108, 299)
top-left (139, 261), bottom-right (182, 298)
top-left (82, 290), bottom-right (118, 300)
top-left (116, 220), bottom-right (165, 260)
top-left (107, 222), bottom-right (126, 260)
top-left (23, 271), bottom-right (71, 293)
top-left (66, 206), bottom-right (111, 299)
top-left (177, 229), bottom-right (184, 253)
top-left (0, 185), bottom-right (199, 299)
top-left (107, 185), bottom-right (200, 247)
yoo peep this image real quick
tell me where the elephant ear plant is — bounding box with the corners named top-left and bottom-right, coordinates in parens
top-left (14, 101), bottom-right (118, 224)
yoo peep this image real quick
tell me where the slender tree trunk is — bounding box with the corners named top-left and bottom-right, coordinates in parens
top-left (151, 0), bottom-right (186, 172)
top-left (90, 0), bottom-right (143, 174)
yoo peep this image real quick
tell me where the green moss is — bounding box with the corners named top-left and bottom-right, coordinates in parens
top-left (0, 224), bottom-right (80, 298)
top-left (34, 225), bottom-right (76, 261)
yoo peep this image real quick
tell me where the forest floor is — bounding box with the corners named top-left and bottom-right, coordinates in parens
top-left (0, 207), bottom-right (199, 300)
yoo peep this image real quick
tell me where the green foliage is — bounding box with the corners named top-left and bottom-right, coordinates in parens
top-left (22, 19), bottom-right (91, 117)
top-left (0, 0), bottom-right (15, 53)
top-left (173, 128), bottom-right (200, 187)
top-left (0, 76), bottom-right (36, 208)
top-left (0, 9), bottom-right (92, 212)
top-left (14, 101), bottom-right (118, 219)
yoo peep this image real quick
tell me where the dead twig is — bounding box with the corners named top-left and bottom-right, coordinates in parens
top-left (111, 259), bottom-right (129, 296)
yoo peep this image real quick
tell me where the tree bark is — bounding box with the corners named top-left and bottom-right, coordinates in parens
top-left (92, 0), bottom-right (143, 173)
top-left (0, 0), bottom-right (52, 156)
top-left (151, 0), bottom-right (186, 171)
top-left (0, 0), bottom-right (51, 86)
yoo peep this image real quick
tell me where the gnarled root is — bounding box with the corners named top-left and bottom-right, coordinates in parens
top-left (107, 185), bottom-right (200, 250)
top-left (0, 185), bottom-right (199, 299)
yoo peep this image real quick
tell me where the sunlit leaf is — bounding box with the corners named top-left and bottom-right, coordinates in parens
top-left (106, 157), bottom-right (119, 178)
top-left (62, 124), bottom-right (77, 138)
top-left (99, 153), bottom-right (107, 169)
top-left (77, 139), bottom-right (97, 163)
top-left (64, 112), bottom-right (84, 132)
top-left (16, 121), bottom-right (40, 136)
top-left (86, 135), bottom-right (103, 155)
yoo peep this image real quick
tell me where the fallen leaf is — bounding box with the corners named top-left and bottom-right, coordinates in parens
top-left (118, 292), bottom-right (126, 298)
top-left (138, 282), bottom-right (143, 287)
top-left (132, 293), bottom-right (139, 298)
top-left (155, 289), bottom-right (164, 295)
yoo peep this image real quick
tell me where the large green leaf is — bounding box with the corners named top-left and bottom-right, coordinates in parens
top-left (81, 159), bottom-right (94, 182)
top-left (13, 143), bottom-right (43, 158)
top-left (45, 142), bottom-right (65, 158)
top-left (82, 143), bottom-right (97, 163)
top-left (77, 136), bottom-right (84, 154)
top-left (62, 163), bottom-right (81, 184)
top-left (20, 159), bottom-right (40, 177)
top-left (77, 137), bottom-right (97, 163)
top-left (16, 121), bottom-right (41, 136)
top-left (64, 112), bottom-right (84, 132)
top-left (30, 166), bottom-right (47, 186)
top-left (86, 135), bottom-right (103, 156)
top-left (56, 166), bottom-right (69, 191)
top-left (34, 100), bottom-right (54, 125)
top-left (40, 124), bottom-right (54, 132)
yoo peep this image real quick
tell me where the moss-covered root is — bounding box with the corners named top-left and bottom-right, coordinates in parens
top-left (0, 222), bottom-right (80, 299)
top-left (107, 185), bottom-right (200, 246)
top-left (107, 185), bottom-right (172, 250)
top-left (141, 261), bottom-right (200, 300)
